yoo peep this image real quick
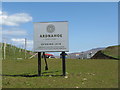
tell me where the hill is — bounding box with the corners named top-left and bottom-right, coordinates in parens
top-left (2, 43), bottom-right (34, 60)
top-left (91, 45), bottom-right (120, 60)
top-left (67, 47), bottom-right (105, 59)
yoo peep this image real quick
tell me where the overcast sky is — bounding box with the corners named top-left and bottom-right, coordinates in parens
top-left (1, 2), bottom-right (118, 55)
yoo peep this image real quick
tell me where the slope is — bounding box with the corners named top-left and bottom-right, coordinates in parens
top-left (91, 45), bottom-right (120, 60)
top-left (2, 43), bottom-right (33, 60)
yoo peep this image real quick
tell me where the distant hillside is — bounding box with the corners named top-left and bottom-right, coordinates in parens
top-left (91, 45), bottom-right (120, 60)
top-left (2, 43), bottom-right (34, 60)
top-left (67, 47), bottom-right (105, 59)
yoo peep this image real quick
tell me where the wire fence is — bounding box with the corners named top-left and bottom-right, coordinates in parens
top-left (2, 38), bottom-right (34, 60)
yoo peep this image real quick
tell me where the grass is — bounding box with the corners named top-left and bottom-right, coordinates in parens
top-left (1, 44), bottom-right (118, 88)
top-left (2, 58), bottom-right (118, 88)
top-left (101, 45), bottom-right (120, 59)
top-left (2, 43), bottom-right (33, 60)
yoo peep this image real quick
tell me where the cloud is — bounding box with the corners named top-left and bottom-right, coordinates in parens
top-left (1, 27), bottom-right (28, 36)
top-left (11, 38), bottom-right (33, 50)
top-left (2, 30), bottom-right (27, 36)
top-left (0, 27), bottom-right (2, 30)
top-left (0, 11), bottom-right (32, 26)
top-left (11, 38), bottom-right (25, 42)
top-left (27, 40), bottom-right (33, 50)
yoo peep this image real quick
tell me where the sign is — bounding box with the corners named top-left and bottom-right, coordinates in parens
top-left (34, 21), bottom-right (69, 52)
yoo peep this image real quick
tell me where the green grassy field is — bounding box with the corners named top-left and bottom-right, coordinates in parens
top-left (2, 58), bottom-right (118, 88)
top-left (1, 44), bottom-right (119, 88)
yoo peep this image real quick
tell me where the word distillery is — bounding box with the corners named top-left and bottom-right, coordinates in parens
top-left (40, 34), bottom-right (62, 38)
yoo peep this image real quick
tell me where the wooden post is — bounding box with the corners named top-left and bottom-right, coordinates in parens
top-left (25, 38), bottom-right (27, 59)
top-left (62, 51), bottom-right (66, 76)
top-left (43, 52), bottom-right (48, 70)
top-left (38, 52), bottom-right (41, 76)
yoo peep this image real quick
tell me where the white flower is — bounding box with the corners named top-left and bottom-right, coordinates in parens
top-left (76, 86), bottom-right (79, 88)
top-left (49, 75), bottom-right (52, 77)
top-left (64, 76), bottom-right (68, 78)
top-left (83, 78), bottom-right (87, 81)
